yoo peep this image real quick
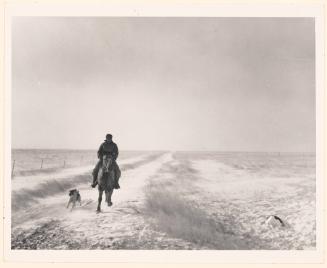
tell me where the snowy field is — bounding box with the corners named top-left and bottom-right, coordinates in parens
top-left (11, 149), bottom-right (143, 176)
top-left (10, 150), bottom-right (315, 250)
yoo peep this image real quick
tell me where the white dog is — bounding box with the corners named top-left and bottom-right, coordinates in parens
top-left (66, 189), bottom-right (81, 211)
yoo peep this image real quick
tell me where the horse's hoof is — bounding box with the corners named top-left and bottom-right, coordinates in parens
top-left (107, 202), bottom-right (113, 207)
top-left (96, 209), bottom-right (101, 213)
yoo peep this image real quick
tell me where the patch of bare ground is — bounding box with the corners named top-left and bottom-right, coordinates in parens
top-left (12, 220), bottom-right (88, 250)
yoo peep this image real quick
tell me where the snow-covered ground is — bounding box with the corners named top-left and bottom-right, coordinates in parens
top-left (192, 159), bottom-right (316, 249)
top-left (12, 153), bottom-right (148, 191)
top-left (11, 151), bottom-right (316, 250)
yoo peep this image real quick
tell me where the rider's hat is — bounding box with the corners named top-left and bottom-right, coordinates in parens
top-left (106, 133), bottom-right (113, 140)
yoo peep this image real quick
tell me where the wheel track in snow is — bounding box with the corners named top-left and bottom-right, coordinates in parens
top-left (11, 152), bottom-right (175, 249)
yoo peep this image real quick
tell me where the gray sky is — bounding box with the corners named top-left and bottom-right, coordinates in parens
top-left (12, 17), bottom-right (315, 151)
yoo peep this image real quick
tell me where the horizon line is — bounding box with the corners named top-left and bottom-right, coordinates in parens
top-left (11, 148), bottom-right (316, 154)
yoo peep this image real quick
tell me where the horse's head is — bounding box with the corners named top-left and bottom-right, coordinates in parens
top-left (102, 155), bottom-right (113, 173)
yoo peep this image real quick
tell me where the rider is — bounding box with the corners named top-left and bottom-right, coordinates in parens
top-left (91, 134), bottom-right (121, 189)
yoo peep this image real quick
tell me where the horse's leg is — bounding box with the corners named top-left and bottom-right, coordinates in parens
top-left (106, 172), bottom-right (115, 207)
top-left (105, 189), bottom-right (113, 207)
top-left (107, 189), bottom-right (113, 206)
top-left (71, 201), bottom-right (76, 212)
top-left (105, 190), bottom-right (110, 207)
top-left (97, 188), bottom-right (103, 212)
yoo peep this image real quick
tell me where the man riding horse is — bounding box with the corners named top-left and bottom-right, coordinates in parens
top-left (91, 134), bottom-right (121, 189)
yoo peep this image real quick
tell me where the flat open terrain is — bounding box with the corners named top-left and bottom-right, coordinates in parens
top-left (11, 151), bottom-right (315, 250)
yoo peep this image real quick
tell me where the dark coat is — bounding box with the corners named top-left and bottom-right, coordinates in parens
top-left (97, 141), bottom-right (119, 161)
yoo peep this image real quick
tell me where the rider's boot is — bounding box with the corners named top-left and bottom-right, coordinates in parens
top-left (114, 181), bottom-right (120, 189)
top-left (114, 174), bottom-right (120, 189)
top-left (91, 175), bottom-right (98, 188)
top-left (114, 165), bottom-right (121, 189)
top-left (91, 161), bottom-right (101, 188)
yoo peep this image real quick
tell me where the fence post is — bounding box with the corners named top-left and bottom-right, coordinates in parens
top-left (40, 159), bottom-right (43, 169)
top-left (11, 160), bottom-right (15, 177)
top-left (80, 156), bottom-right (83, 165)
top-left (63, 160), bottom-right (66, 168)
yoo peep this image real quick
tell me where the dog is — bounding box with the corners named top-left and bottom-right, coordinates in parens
top-left (265, 215), bottom-right (286, 228)
top-left (66, 189), bottom-right (81, 211)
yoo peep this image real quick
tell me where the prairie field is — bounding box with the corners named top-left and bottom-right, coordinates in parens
top-left (10, 150), bottom-right (315, 250)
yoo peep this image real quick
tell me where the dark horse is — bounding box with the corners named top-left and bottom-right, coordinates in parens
top-left (96, 154), bottom-right (115, 212)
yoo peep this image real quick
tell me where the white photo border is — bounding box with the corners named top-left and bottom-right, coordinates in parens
top-left (3, 2), bottom-right (325, 263)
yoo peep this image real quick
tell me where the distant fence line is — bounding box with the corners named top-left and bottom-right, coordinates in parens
top-left (11, 160), bottom-right (15, 177)
top-left (11, 156), bottom-right (96, 177)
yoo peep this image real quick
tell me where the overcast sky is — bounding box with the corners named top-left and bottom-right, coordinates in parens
top-left (12, 17), bottom-right (315, 151)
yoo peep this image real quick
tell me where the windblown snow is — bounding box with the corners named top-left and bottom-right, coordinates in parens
top-left (11, 151), bottom-right (316, 250)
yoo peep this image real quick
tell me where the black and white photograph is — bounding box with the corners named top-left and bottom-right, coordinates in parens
top-left (3, 2), bottom-right (325, 263)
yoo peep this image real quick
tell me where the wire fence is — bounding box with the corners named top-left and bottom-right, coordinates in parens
top-left (11, 156), bottom-right (97, 177)
top-left (11, 150), bottom-right (98, 177)
top-left (11, 150), bottom-right (143, 177)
